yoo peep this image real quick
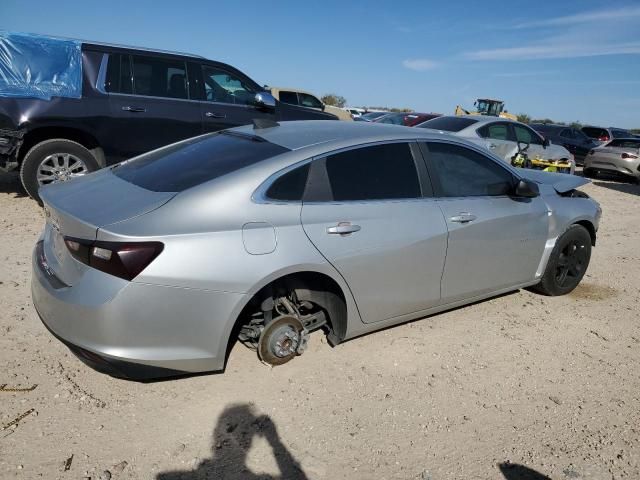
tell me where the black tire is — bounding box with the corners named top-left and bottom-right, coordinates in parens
top-left (533, 224), bottom-right (592, 296)
top-left (582, 168), bottom-right (597, 178)
top-left (20, 139), bottom-right (100, 204)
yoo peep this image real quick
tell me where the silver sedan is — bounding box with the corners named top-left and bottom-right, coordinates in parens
top-left (32, 121), bottom-right (601, 379)
top-left (584, 138), bottom-right (640, 182)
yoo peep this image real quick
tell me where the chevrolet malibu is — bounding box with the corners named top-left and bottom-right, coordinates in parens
top-left (32, 121), bottom-right (601, 379)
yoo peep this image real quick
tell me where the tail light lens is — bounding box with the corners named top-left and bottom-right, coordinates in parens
top-left (64, 237), bottom-right (163, 280)
top-left (622, 152), bottom-right (638, 159)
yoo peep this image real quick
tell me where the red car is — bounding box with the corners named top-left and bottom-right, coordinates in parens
top-left (373, 112), bottom-right (442, 127)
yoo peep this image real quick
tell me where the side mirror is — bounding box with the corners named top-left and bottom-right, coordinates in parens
top-left (514, 179), bottom-right (539, 198)
top-left (542, 137), bottom-right (550, 147)
top-left (321, 103), bottom-right (326, 111)
top-left (254, 92), bottom-right (276, 109)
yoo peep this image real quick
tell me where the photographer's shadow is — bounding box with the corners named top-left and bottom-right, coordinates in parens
top-left (157, 403), bottom-right (308, 480)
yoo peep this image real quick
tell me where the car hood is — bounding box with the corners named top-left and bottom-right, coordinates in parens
top-left (517, 169), bottom-right (589, 193)
top-left (39, 168), bottom-right (177, 239)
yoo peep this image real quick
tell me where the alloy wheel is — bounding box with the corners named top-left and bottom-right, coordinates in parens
top-left (36, 153), bottom-right (90, 186)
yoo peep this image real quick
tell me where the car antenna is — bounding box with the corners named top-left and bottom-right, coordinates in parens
top-left (253, 118), bottom-right (280, 129)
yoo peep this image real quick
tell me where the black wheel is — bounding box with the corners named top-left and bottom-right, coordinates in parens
top-left (533, 224), bottom-right (592, 296)
top-left (257, 315), bottom-right (304, 366)
top-left (582, 168), bottom-right (597, 178)
top-left (20, 139), bottom-right (100, 203)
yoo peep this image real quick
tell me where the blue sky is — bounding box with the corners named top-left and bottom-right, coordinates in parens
top-left (2, 0), bottom-right (639, 127)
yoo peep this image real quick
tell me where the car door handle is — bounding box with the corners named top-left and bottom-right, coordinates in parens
top-left (449, 213), bottom-right (477, 223)
top-left (327, 222), bottom-right (361, 235)
top-left (121, 106), bottom-right (146, 113)
top-left (205, 111), bottom-right (226, 118)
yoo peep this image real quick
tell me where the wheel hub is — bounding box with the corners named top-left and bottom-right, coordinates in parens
top-left (258, 315), bottom-right (304, 366)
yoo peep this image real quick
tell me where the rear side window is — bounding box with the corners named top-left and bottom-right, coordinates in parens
top-left (104, 53), bottom-right (133, 94)
top-left (426, 142), bottom-right (514, 197)
top-left (131, 55), bottom-right (188, 99)
top-left (298, 93), bottom-right (324, 109)
top-left (478, 123), bottom-right (512, 141)
top-left (417, 116), bottom-right (478, 132)
top-left (278, 91), bottom-right (299, 105)
top-left (114, 132), bottom-right (289, 192)
top-left (325, 143), bottom-right (420, 201)
top-left (266, 164), bottom-right (310, 201)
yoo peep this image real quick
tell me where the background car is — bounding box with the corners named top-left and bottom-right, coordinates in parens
top-left (269, 87), bottom-right (352, 121)
top-left (418, 115), bottom-right (575, 173)
top-left (33, 120), bottom-right (600, 379)
top-left (0, 32), bottom-right (338, 203)
top-left (354, 111), bottom-right (389, 122)
top-left (531, 123), bottom-right (597, 164)
top-left (346, 107), bottom-right (365, 119)
top-left (581, 126), bottom-right (636, 145)
top-left (373, 112), bottom-right (441, 127)
top-left (584, 138), bottom-right (640, 182)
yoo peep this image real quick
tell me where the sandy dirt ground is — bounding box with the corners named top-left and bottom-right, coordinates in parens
top-left (0, 170), bottom-right (639, 480)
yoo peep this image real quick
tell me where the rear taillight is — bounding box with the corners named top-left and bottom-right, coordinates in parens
top-left (64, 237), bottom-right (163, 280)
top-left (622, 153), bottom-right (638, 159)
top-left (598, 135), bottom-right (609, 142)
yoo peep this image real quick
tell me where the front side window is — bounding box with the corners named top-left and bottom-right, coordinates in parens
top-left (278, 91), bottom-right (299, 105)
top-left (298, 93), bottom-right (324, 109)
top-left (131, 55), bottom-right (187, 99)
top-left (324, 143), bottom-right (421, 201)
top-left (514, 124), bottom-right (543, 145)
top-left (202, 66), bottom-right (254, 105)
top-left (425, 142), bottom-right (514, 197)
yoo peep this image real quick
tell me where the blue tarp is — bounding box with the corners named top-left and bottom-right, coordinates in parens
top-left (0, 31), bottom-right (82, 100)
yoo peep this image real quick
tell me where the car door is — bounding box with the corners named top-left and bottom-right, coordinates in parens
top-left (105, 53), bottom-right (202, 160)
top-left (512, 123), bottom-right (548, 159)
top-left (476, 121), bottom-right (517, 161)
top-left (197, 64), bottom-right (276, 133)
top-left (300, 142), bottom-right (449, 324)
top-left (420, 141), bottom-right (549, 304)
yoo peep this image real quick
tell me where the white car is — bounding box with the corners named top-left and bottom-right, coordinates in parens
top-left (418, 116), bottom-right (575, 174)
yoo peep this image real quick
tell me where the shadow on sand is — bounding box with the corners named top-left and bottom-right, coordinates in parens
top-left (157, 403), bottom-right (308, 480)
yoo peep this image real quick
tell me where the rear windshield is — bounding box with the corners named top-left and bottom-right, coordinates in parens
top-left (582, 127), bottom-right (607, 139)
top-left (417, 116), bottom-right (478, 132)
top-left (113, 132), bottom-right (289, 192)
top-left (607, 139), bottom-right (640, 149)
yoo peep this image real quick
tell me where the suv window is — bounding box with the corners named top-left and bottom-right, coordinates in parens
top-left (298, 93), bottom-right (324, 109)
top-left (478, 123), bottom-right (511, 141)
top-left (202, 66), bottom-right (255, 105)
top-left (582, 127), bottom-right (608, 140)
top-left (559, 129), bottom-right (574, 139)
top-left (426, 142), bottom-right (514, 197)
top-left (513, 124), bottom-right (543, 145)
top-left (278, 91), bottom-right (299, 105)
top-left (114, 132), bottom-right (289, 192)
top-left (104, 53), bottom-right (133, 94)
top-left (325, 143), bottom-right (421, 201)
top-left (131, 55), bottom-right (187, 99)
top-left (417, 116), bottom-right (478, 132)
top-left (265, 163), bottom-right (310, 201)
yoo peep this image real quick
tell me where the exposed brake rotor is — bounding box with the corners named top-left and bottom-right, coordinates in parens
top-left (258, 315), bottom-right (305, 366)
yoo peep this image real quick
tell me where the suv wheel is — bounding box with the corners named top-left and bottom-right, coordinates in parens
top-left (20, 139), bottom-right (100, 203)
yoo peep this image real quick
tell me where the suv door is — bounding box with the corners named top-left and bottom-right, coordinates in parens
top-left (476, 122), bottom-right (516, 160)
top-left (105, 53), bottom-right (202, 160)
top-left (196, 64), bottom-right (275, 132)
top-left (421, 141), bottom-right (548, 303)
top-left (300, 142), bottom-right (448, 324)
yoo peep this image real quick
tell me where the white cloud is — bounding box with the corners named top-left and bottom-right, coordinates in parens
top-left (513, 5), bottom-right (640, 29)
top-left (402, 58), bottom-right (439, 71)
top-left (465, 42), bottom-right (640, 61)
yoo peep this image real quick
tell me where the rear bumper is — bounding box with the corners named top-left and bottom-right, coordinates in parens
top-left (31, 243), bottom-right (247, 379)
top-left (0, 128), bottom-right (25, 172)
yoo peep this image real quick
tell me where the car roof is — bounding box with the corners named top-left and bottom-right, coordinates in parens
top-left (436, 115), bottom-right (520, 127)
top-left (230, 120), bottom-right (453, 151)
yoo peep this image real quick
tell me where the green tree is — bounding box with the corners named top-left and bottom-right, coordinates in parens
top-left (321, 94), bottom-right (347, 108)
top-left (516, 113), bottom-right (531, 124)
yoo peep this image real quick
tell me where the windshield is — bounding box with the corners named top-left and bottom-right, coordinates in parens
top-left (113, 132), bottom-right (290, 192)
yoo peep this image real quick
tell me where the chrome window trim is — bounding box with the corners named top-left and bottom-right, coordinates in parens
top-left (95, 53), bottom-right (109, 94)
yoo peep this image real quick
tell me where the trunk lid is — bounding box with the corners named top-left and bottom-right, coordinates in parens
top-left (39, 169), bottom-right (175, 285)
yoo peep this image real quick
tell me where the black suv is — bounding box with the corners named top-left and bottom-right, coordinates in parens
top-left (0, 39), bottom-right (337, 202)
top-left (530, 123), bottom-right (597, 164)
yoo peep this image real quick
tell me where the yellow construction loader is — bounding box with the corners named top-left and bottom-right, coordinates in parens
top-left (455, 98), bottom-right (517, 120)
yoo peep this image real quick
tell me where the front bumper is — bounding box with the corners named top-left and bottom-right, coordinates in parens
top-left (31, 243), bottom-right (247, 379)
top-left (585, 156), bottom-right (640, 178)
top-left (0, 128), bottom-right (25, 172)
